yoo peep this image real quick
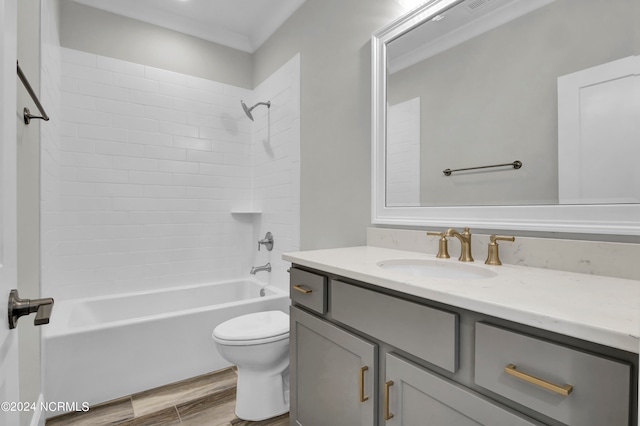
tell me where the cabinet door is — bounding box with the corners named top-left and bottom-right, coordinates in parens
top-left (384, 353), bottom-right (543, 426)
top-left (290, 306), bottom-right (377, 426)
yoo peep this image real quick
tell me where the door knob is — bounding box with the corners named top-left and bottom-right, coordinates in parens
top-left (8, 289), bottom-right (54, 329)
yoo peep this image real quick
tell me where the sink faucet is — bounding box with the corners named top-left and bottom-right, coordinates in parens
top-left (446, 227), bottom-right (474, 262)
top-left (250, 262), bottom-right (272, 275)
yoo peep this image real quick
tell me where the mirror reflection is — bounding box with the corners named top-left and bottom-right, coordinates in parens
top-left (385, 0), bottom-right (639, 207)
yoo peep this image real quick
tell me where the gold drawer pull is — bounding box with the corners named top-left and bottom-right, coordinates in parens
top-left (384, 380), bottom-right (394, 420)
top-left (359, 366), bottom-right (369, 402)
top-left (504, 364), bottom-right (573, 396)
top-left (292, 285), bottom-right (312, 294)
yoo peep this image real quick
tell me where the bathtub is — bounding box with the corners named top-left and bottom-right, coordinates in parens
top-left (43, 279), bottom-right (290, 409)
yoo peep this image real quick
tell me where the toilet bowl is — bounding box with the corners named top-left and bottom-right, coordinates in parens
top-left (212, 310), bottom-right (290, 421)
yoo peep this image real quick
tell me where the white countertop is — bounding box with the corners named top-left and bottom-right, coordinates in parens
top-left (283, 246), bottom-right (640, 353)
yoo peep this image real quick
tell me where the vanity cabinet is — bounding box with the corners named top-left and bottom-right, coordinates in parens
top-left (475, 322), bottom-right (631, 426)
top-left (288, 266), bottom-right (636, 426)
top-left (385, 352), bottom-right (541, 426)
top-left (290, 306), bottom-right (376, 426)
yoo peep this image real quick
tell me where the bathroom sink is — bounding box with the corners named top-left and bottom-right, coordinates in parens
top-left (377, 259), bottom-right (497, 280)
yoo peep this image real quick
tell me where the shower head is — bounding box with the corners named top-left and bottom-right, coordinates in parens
top-left (240, 100), bottom-right (271, 121)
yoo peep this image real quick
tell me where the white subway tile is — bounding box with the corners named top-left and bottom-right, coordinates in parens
top-left (78, 80), bottom-right (129, 101)
top-left (60, 152), bottom-right (113, 169)
top-left (144, 145), bottom-right (187, 161)
top-left (172, 173), bottom-right (216, 188)
top-left (186, 150), bottom-right (225, 164)
top-left (94, 141), bottom-right (144, 157)
top-left (131, 90), bottom-right (174, 109)
top-left (60, 167), bottom-right (78, 182)
top-left (61, 77), bottom-right (78, 93)
top-left (114, 73), bottom-right (158, 93)
top-left (62, 107), bottom-right (112, 126)
top-left (144, 106), bottom-right (187, 124)
top-left (173, 98), bottom-right (215, 115)
top-left (95, 99), bottom-right (145, 117)
top-left (128, 130), bottom-right (173, 147)
top-left (128, 171), bottom-right (173, 185)
top-left (94, 183), bottom-right (145, 198)
top-left (62, 93), bottom-right (96, 110)
top-left (60, 182), bottom-right (96, 196)
top-left (112, 156), bottom-right (159, 171)
top-left (199, 163), bottom-right (251, 177)
top-left (173, 136), bottom-right (212, 151)
top-left (158, 121), bottom-right (199, 138)
top-left (78, 124), bottom-right (127, 141)
top-left (113, 115), bottom-right (158, 132)
top-left (157, 160), bottom-right (199, 174)
top-left (60, 196), bottom-right (113, 211)
top-left (199, 125), bottom-right (248, 143)
top-left (77, 168), bottom-right (129, 183)
top-left (50, 50), bottom-right (300, 296)
top-left (60, 137), bottom-right (95, 153)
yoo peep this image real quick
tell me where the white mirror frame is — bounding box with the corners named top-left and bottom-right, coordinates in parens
top-left (371, 0), bottom-right (640, 235)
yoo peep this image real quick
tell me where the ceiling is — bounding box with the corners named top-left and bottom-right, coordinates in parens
top-left (73, 0), bottom-right (307, 53)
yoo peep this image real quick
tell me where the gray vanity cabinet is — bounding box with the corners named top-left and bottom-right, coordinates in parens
top-left (290, 306), bottom-right (377, 426)
top-left (385, 353), bottom-right (543, 426)
top-left (288, 266), bottom-right (636, 426)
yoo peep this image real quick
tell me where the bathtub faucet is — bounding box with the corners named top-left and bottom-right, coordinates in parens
top-left (250, 262), bottom-right (272, 275)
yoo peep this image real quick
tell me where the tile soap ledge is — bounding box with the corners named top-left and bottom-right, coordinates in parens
top-left (283, 246), bottom-right (640, 353)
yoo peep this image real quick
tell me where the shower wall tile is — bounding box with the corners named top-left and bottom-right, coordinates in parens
top-left (250, 54), bottom-right (301, 293)
top-left (43, 48), bottom-right (254, 300)
top-left (41, 0), bottom-right (63, 305)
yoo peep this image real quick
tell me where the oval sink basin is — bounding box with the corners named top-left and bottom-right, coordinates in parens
top-left (377, 259), bottom-right (497, 280)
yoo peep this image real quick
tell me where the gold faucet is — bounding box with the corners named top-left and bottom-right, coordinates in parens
top-left (426, 231), bottom-right (450, 259)
top-left (446, 227), bottom-right (474, 262)
top-left (485, 235), bottom-right (515, 266)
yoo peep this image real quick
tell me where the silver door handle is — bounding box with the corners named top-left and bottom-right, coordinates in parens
top-left (8, 289), bottom-right (54, 329)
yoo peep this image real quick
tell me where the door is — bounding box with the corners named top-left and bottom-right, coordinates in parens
top-left (384, 353), bottom-right (542, 426)
top-left (558, 55), bottom-right (640, 204)
top-left (0, 1), bottom-right (20, 425)
top-left (290, 306), bottom-right (377, 426)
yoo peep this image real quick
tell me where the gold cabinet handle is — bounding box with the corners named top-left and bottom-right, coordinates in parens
top-left (359, 366), bottom-right (369, 402)
top-left (292, 285), bottom-right (312, 294)
top-left (384, 380), bottom-right (394, 420)
top-left (504, 364), bottom-right (573, 396)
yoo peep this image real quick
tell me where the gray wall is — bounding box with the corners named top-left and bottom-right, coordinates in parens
top-left (254, 0), bottom-right (405, 249)
top-left (388, 0), bottom-right (636, 207)
top-left (59, 0), bottom-right (253, 89)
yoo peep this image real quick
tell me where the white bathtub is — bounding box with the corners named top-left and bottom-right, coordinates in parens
top-left (43, 279), bottom-right (290, 409)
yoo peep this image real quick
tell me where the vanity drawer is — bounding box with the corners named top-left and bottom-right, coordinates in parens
top-left (331, 280), bottom-right (458, 372)
top-left (289, 267), bottom-right (327, 314)
top-left (475, 322), bottom-right (631, 426)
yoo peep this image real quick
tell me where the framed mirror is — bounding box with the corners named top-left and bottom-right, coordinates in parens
top-left (372, 0), bottom-right (640, 235)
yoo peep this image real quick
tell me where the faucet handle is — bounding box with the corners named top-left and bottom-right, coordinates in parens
top-left (485, 235), bottom-right (515, 266)
top-left (257, 232), bottom-right (274, 251)
top-left (426, 231), bottom-right (450, 259)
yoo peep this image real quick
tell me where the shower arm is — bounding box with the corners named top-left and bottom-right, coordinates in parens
top-left (250, 101), bottom-right (271, 111)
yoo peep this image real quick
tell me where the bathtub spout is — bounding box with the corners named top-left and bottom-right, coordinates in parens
top-left (250, 263), bottom-right (272, 275)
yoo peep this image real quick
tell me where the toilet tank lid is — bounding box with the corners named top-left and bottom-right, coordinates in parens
top-left (213, 310), bottom-right (289, 341)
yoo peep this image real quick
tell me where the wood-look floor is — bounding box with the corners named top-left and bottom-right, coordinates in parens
top-left (45, 367), bottom-right (289, 426)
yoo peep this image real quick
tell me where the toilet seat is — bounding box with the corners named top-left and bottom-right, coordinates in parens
top-left (212, 310), bottom-right (289, 346)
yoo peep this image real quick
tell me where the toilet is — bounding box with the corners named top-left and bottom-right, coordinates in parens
top-left (212, 310), bottom-right (290, 421)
